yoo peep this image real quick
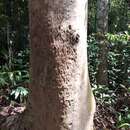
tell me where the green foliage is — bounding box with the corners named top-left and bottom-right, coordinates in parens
top-left (118, 109), bottom-right (130, 129)
top-left (0, 0), bottom-right (129, 128)
top-left (0, 0), bottom-right (29, 103)
top-left (0, 0), bottom-right (29, 67)
top-left (88, 34), bottom-right (100, 84)
top-left (0, 70), bottom-right (29, 87)
top-left (88, 33), bottom-right (130, 128)
top-left (0, 49), bottom-right (29, 103)
top-left (88, 0), bottom-right (128, 34)
top-left (109, 0), bottom-right (128, 33)
top-left (106, 33), bottom-right (129, 42)
top-left (88, 33), bottom-right (130, 87)
top-left (10, 86), bottom-right (28, 103)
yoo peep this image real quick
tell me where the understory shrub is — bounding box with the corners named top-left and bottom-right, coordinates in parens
top-left (0, 49), bottom-right (29, 103)
top-left (88, 33), bottom-right (130, 129)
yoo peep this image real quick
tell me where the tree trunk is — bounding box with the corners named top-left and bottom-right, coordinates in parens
top-left (96, 0), bottom-right (108, 85)
top-left (27, 0), bottom-right (96, 130)
top-left (97, 0), bottom-right (108, 33)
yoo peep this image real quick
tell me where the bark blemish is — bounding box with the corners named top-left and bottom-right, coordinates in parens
top-left (66, 26), bottom-right (80, 45)
top-left (53, 25), bottom-right (80, 46)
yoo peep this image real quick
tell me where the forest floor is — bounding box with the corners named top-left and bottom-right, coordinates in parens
top-left (0, 89), bottom-right (129, 130)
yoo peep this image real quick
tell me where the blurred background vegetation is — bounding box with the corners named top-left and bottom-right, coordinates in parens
top-left (0, 0), bottom-right (130, 129)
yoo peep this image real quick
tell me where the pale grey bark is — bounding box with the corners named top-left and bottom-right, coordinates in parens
top-left (0, 1), bottom-right (96, 130)
top-left (97, 0), bottom-right (109, 33)
top-left (96, 0), bottom-right (109, 85)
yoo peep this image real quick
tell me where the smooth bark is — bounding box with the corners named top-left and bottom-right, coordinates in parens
top-left (28, 0), bottom-right (96, 130)
top-left (96, 0), bottom-right (108, 85)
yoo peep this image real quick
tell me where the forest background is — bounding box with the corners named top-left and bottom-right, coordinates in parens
top-left (0, 0), bottom-right (130, 129)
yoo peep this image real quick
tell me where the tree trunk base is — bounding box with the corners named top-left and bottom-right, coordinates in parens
top-left (0, 106), bottom-right (27, 130)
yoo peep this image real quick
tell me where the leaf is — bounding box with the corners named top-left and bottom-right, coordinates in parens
top-left (8, 72), bottom-right (14, 81)
top-left (15, 90), bottom-right (20, 99)
top-left (118, 114), bottom-right (122, 122)
top-left (118, 123), bottom-right (130, 128)
top-left (18, 86), bottom-right (28, 96)
top-left (0, 77), bottom-right (8, 86)
top-left (127, 114), bottom-right (130, 120)
top-left (128, 87), bottom-right (130, 93)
